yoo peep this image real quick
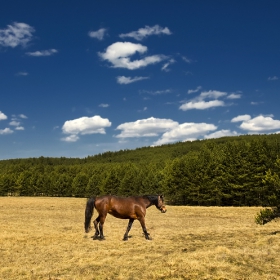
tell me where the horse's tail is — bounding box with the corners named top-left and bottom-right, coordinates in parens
top-left (84, 197), bottom-right (95, 233)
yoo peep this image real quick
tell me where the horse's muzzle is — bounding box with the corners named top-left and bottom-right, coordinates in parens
top-left (161, 208), bottom-right (167, 213)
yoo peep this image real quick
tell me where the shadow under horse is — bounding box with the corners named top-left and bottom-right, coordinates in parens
top-left (84, 195), bottom-right (167, 240)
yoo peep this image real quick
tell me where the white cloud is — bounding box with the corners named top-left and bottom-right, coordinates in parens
top-left (179, 100), bottom-right (225, 111)
top-left (0, 128), bottom-right (13, 135)
top-left (204, 129), bottom-right (238, 139)
top-left (161, 59), bottom-right (176, 72)
top-left (99, 104), bottom-right (109, 108)
top-left (117, 76), bottom-right (149, 84)
top-left (180, 89), bottom-right (230, 111)
top-left (26, 49), bottom-right (58, 57)
top-left (182, 56), bottom-right (192, 63)
top-left (9, 121), bottom-right (20, 126)
top-left (153, 122), bottom-right (217, 146)
top-left (0, 111), bottom-right (8, 120)
top-left (88, 28), bottom-right (107, 40)
top-left (227, 93), bottom-right (242, 99)
top-left (239, 115), bottom-right (280, 132)
top-left (19, 114), bottom-right (28, 119)
top-left (61, 134), bottom-right (80, 142)
top-left (231, 114), bottom-right (251, 122)
top-left (251, 101), bottom-right (260, 105)
top-left (188, 86), bottom-right (202, 94)
top-left (0, 22), bottom-right (35, 48)
top-left (98, 42), bottom-right (166, 70)
top-left (115, 116), bottom-right (221, 146)
top-left (200, 90), bottom-right (227, 99)
top-left (62, 115), bottom-right (111, 139)
top-left (115, 117), bottom-right (178, 138)
top-left (15, 126), bottom-right (24, 131)
top-left (119, 25), bottom-right (171, 41)
top-left (140, 89), bottom-right (171, 95)
top-left (16, 72), bottom-right (29, 76)
top-left (268, 76), bottom-right (278, 81)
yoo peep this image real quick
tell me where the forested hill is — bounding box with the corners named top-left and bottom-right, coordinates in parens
top-left (1, 133), bottom-right (280, 206)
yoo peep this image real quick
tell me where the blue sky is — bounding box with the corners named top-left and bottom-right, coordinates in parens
top-left (1, 1), bottom-right (280, 159)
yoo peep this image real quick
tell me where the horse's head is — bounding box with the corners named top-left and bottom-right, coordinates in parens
top-left (157, 195), bottom-right (167, 213)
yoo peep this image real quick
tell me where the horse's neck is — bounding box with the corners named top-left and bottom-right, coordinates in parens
top-left (143, 197), bottom-right (155, 208)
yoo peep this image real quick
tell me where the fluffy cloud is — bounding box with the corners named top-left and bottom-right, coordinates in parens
top-left (179, 100), bottom-right (225, 111)
top-left (88, 28), bottom-right (107, 40)
top-left (117, 76), bottom-right (149, 84)
top-left (239, 115), bottom-right (280, 132)
top-left (9, 120), bottom-right (20, 126)
top-left (200, 90), bottom-right (227, 99)
top-left (0, 22), bottom-right (34, 48)
top-left (61, 115), bottom-right (111, 142)
top-left (227, 93), bottom-right (242, 99)
top-left (180, 90), bottom-right (228, 111)
top-left (61, 135), bottom-right (79, 142)
top-left (188, 86), bottom-right (202, 94)
top-left (7, 115), bottom-right (27, 131)
top-left (0, 128), bottom-right (13, 135)
top-left (153, 122), bottom-right (217, 146)
top-left (204, 129), bottom-right (238, 139)
top-left (0, 111), bottom-right (8, 120)
top-left (98, 42), bottom-right (166, 70)
top-left (231, 114), bottom-right (251, 123)
top-left (115, 117), bottom-right (178, 138)
top-left (115, 117), bottom-right (219, 146)
top-left (26, 49), bottom-right (58, 57)
top-left (119, 25), bottom-right (171, 41)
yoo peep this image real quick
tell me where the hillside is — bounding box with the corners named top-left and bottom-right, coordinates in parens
top-left (1, 134), bottom-right (280, 206)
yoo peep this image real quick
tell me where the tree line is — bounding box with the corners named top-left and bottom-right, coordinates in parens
top-left (1, 134), bottom-right (280, 209)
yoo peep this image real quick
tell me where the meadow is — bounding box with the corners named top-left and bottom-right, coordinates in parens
top-left (0, 197), bottom-right (279, 280)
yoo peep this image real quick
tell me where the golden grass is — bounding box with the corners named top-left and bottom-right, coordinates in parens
top-left (0, 197), bottom-right (280, 280)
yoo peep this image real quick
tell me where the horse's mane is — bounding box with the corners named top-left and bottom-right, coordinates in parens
top-left (142, 195), bottom-right (162, 206)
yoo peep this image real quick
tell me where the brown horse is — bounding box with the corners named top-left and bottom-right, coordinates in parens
top-left (84, 195), bottom-right (167, 240)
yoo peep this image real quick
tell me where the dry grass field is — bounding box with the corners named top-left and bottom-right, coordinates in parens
top-left (0, 197), bottom-right (280, 280)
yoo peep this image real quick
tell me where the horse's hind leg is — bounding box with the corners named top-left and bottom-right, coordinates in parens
top-left (93, 216), bottom-right (100, 239)
top-left (138, 217), bottom-right (152, 240)
top-left (123, 218), bottom-right (134, 241)
top-left (98, 215), bottom-right (107, 240)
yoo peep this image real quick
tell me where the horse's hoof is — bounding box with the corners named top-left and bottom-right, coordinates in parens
top-left (123, 237), bottom-right (128, 241)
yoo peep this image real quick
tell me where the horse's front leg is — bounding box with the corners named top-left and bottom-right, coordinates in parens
top-left (123, 218), bottom-right (134, 241)
top-left (93, 216), bottom-right (100, 239)
top-left (138, 217), bottom-right (152, 240)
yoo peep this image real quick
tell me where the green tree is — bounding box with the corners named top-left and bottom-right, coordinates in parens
top-left (101, 164), bottom-right (122, 195)
top-left (72, 172), bottom-right (89, 197)
top-left (255, 157), bottom-right (280, 224)
top-left (119, 163), bottom-right (141, 196)
top-left (86, 165), bottom-right (106, 196)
